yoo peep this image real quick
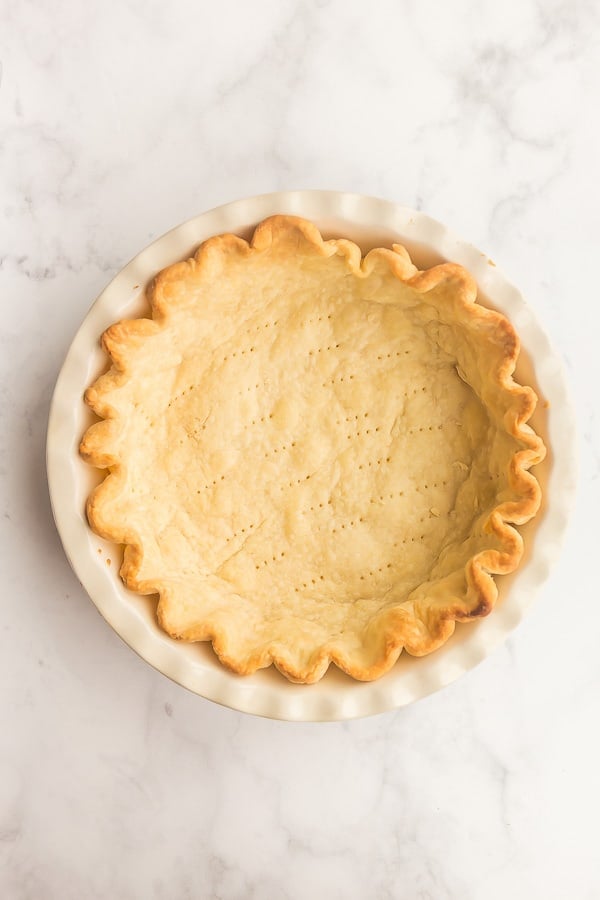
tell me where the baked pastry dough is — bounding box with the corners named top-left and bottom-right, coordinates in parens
top-left (81, 216), bottom-right (546, 683)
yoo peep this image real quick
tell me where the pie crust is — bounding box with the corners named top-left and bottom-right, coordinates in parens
top-left (80, 216), bottom-right (546, 683)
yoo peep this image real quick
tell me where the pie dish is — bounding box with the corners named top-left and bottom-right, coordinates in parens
top-left (80, 214), bottom-right (546, 684)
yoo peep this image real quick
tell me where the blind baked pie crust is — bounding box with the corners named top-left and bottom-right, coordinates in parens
top-left (80, 216), bottom-right (546, 683)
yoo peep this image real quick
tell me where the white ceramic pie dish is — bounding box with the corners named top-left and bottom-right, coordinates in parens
top-left (46, 191), bottom-right (576, 721)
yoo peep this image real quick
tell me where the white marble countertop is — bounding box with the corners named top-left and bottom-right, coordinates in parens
top-left (2, 1), bottom-right (599, 897)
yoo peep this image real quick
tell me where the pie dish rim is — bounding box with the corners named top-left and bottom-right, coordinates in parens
top-left (46, 191), bottom-right (576, 719)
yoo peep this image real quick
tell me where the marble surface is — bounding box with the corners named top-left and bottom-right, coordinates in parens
top-left (1, 0), bottom-right (599, 897)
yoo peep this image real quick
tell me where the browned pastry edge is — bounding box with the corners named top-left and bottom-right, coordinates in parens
top-left (80, 216), bottom-right (546, 683)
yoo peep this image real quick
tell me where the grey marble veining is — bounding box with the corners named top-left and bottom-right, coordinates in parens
top-left (1, 1), bottom-right (599, 897)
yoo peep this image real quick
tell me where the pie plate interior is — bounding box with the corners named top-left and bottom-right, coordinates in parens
top-left (46, 191), bottom-right (577, 721)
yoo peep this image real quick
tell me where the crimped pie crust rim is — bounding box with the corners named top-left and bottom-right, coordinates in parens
top-left (79, 214), bottom-right (546, 684)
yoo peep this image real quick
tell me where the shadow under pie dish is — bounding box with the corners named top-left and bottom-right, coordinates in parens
top-left (80, 215), bottom-right (546, 684)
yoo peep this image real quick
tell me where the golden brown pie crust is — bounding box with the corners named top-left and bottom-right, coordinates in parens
top-left (80, 216), bottom-right (546, 683)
